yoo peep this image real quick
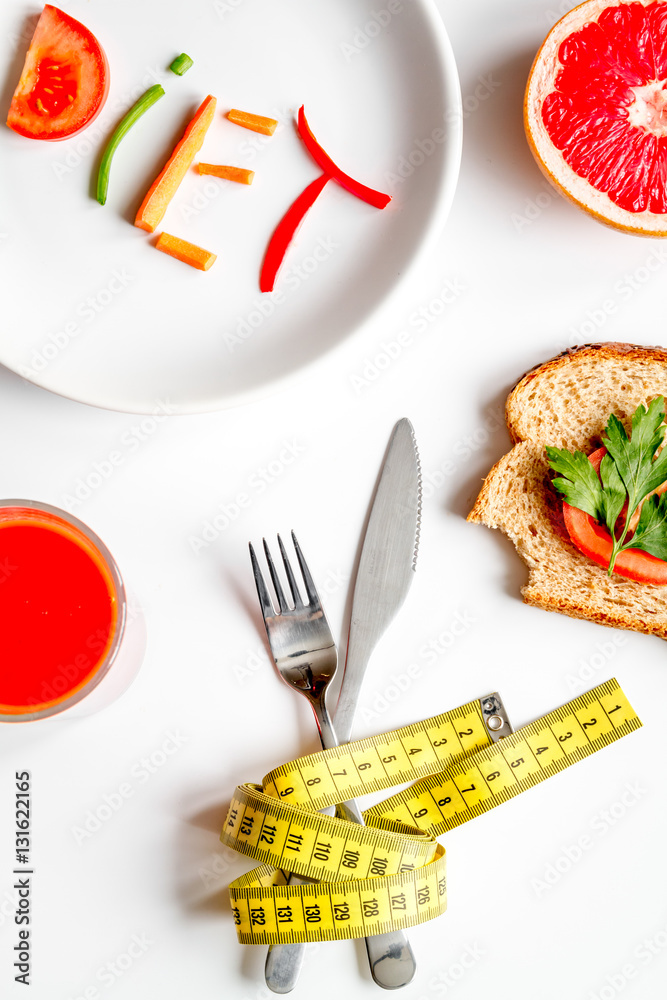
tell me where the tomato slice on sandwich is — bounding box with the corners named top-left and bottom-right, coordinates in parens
top-left (563, 447), bottom-right (667, 584)
top-left (6, 5), bottom-right (109, 141)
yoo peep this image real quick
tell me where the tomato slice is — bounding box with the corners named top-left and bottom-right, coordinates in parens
top-left (562, 446), bottom-right (667, 584)
top-left (6, 5), bottom-right (109, 141)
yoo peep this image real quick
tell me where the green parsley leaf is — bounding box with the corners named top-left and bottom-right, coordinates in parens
top-left (545, 446), bottom-right (604, 520)
top-left (599, 453), bottom-right (626, 536)
top-left (546, 396), bottom-right (667, 577)
top-left (603, 397), bottom-right (667, 511)
top-left (627, 492), bottom-right (667, 562)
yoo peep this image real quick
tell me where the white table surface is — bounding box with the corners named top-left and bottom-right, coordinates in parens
top-left (2, 1), bottom-right (666, 999)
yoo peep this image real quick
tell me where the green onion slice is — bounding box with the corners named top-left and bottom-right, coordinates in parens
top-left (169, 53), bottom-right (194, 76)
top-left (96, 84), bottom-right (165, 206)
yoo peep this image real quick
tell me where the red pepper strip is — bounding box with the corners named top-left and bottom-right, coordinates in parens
top-left (296, 105), bottom-right (391, 210)
top-left (260, 172), bottom-right (330, 292)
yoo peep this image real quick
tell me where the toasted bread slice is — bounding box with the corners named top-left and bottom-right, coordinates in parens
top-left (468, 343), bottom-right (667, 638)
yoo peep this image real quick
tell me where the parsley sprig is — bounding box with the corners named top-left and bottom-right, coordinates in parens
top-left (546, 397), bottom-right (667, 575)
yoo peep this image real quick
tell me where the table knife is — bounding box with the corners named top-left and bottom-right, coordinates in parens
top-left (334, 416), bottom-right (421, 989)
top-left (335, 416), bottom-right (422, 743)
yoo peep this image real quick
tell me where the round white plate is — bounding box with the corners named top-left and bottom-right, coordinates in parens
top-left (0, 0), bottom-right (461, 413)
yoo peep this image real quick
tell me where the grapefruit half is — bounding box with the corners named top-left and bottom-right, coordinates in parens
top-left (525, 0), bottom-right (667, 235)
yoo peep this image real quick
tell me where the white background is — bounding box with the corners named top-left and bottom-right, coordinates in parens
top-left (1, 1), bottom-right (667, 1000)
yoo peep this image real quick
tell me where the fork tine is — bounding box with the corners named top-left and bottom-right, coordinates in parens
top-left (291, 531), bottom-right (320, 608)
top-left (249, 542), bottom-right (275, 618)
top-left (278, 534), bottom-right (304, 609)
top-left (263, 538), bottom-right (288, 613)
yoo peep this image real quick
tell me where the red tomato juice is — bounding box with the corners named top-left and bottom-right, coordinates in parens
top-left (0, 508), bottom-right (120, 716)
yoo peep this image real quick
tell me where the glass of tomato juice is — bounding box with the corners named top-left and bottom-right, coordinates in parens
top-left (0, 500), bottom-right (127, 722)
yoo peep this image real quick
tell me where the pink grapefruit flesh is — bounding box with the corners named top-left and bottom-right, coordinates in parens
top-left (525, 0), bottom-right (667, 235)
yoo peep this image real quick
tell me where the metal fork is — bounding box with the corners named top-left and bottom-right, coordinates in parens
top-left (250, 533), bottom-right (416, 994)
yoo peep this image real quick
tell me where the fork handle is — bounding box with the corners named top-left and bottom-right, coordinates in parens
top-left (265, 707), bottom-right (417, 993)
top-left (264, 873), bottom-right (310, 994)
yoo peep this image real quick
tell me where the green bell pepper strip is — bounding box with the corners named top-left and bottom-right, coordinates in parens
top-left (96, 84), bottom-right (166, 206)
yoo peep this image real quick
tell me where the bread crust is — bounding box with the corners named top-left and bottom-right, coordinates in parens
top-left (468, 343), bottom-right (667, 638)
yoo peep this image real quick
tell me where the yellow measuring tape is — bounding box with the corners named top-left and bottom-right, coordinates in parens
top-left (221, 679), bottom-right (640, 944)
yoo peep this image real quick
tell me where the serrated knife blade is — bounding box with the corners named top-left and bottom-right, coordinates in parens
top-left (334, 417), bottom-right (422, 744)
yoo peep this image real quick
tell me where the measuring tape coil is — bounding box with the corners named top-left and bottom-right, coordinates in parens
top-left (221, 679), bottom-right (640, 944)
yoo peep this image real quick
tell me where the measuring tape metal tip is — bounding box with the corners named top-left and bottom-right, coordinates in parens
top-left (479, 692), bottom-right (513, 742)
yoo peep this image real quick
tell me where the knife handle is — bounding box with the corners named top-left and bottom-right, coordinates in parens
top-left (335, 799), bottom-right (417, 990)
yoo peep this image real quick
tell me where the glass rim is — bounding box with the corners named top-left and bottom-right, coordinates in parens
top-left (0, 498), bottom-right (127, 722)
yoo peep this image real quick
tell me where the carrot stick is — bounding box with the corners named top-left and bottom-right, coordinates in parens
top-left (155, 232), bottom-right (217, 271)
top-left (226, 109), bottom-right (277, 135)
top-left (197, 163), bottom-right (254, 185)
top-left (135, 95), bottom-right (217, 233)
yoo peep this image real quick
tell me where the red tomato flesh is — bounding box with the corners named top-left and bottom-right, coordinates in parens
top-left (6, 5), bottom-right (109, 141)
top-left (562, 446), bottom-right (667, 584)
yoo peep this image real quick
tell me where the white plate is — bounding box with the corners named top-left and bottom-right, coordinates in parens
top-left (0, 0), bottom-right (461, 413)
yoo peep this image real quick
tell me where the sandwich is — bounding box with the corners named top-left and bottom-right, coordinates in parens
top-left (467, 342), bottom-right (667, 638)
